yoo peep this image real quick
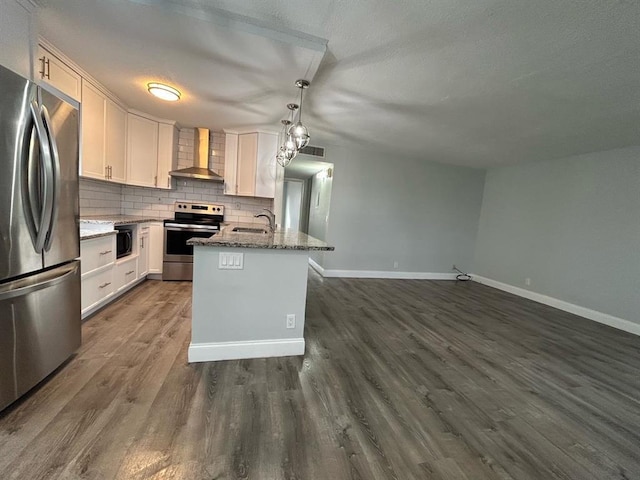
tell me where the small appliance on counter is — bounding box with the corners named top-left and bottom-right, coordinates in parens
top-left (0, 64), bottom-right (81, 412)
top-left (163, 202), bottom-right (224, 281)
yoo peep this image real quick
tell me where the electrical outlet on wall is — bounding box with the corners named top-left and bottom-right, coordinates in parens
top-left (286, 314), bottom-right (296, 329)
top-left (235, 202), bottom-right (241, 210)
top-left (393, 261), bottom-right (399, 269)
top-left (525, 277), bottom-right (531, 286)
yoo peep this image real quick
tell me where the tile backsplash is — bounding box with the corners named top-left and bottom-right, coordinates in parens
top-left (79, 178), bottom-right (123, 216)
top-left (79, 128), bottom-right (273, 224)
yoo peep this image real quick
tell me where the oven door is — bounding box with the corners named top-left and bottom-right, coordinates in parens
top-left (164, 224), bottom-right (218, 263)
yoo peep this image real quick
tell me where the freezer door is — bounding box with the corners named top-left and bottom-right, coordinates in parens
top-left (0, 260), bottom-right (81, 412)
top-left (0, 64), bottom-right (43, 282)
top-left (40, 87), bottom-right (80, 268)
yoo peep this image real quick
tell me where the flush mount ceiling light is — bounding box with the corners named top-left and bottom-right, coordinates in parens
top-left (147, 82), bottom-right (181, 101)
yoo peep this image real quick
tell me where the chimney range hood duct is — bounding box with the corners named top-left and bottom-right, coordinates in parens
top-left (169, 128), bottom-right (223, 182)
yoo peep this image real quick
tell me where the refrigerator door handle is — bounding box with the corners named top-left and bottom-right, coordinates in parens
top-left (28, 100), bottom-right (54, 254)
top-left (40, 104), bottom-right (60, 252)
top-left (0, 262), bottom-right (78, 302)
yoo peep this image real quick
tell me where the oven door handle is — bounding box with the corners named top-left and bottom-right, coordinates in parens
top-left (164, 223), bottom-right (219, 231)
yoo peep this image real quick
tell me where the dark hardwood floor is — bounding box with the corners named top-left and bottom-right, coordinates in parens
top-left (1, 271), bottom-right (639, 479)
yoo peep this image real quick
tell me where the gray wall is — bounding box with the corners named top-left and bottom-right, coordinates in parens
top-left (473, 146), bottom-right (640, 323)
top-left (317, 141), bottom-right (486, 273)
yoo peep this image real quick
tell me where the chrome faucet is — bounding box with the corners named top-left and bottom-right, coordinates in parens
top-left (254, 208), bottom-right (276, 232)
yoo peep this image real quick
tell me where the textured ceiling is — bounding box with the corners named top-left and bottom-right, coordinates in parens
top-left (37, 0), bottom-right (640, 167)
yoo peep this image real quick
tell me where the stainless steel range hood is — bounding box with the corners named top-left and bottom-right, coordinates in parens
top-left (169, 128), bottom-right (224, 182)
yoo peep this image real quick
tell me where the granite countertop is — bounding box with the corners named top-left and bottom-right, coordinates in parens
top-left (80, 215), bottom-right (167, 225)
top-left (80, 230), bottom-right (117, 240)
top-left (187, 225), bottom-right (334, 251)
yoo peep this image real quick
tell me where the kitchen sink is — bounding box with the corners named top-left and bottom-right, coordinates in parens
top-left (231, 227), bottom-right (269, 234)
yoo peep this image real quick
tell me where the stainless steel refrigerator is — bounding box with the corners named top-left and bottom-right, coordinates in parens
top-left (0, 64), bottom-right (81, 412)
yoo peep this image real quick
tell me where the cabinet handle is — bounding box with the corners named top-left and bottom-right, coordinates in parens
top-left (167, 177), bottom-right (170, 188)
top-left (109, 165), bottom-right (113, 179)
top-left (140, 237), bottom-right (145, 248)
top-left (99, 250), bottom-right (112, 256)
top-left (154, 175), bottom-right (157, 186)
top-left (125, 270), bottom-right (135, 275)
top-left (105, 165), bottom-right (109, 179)
top-left (99, 282), bottom-right (111, 289)
top-left (39, 57), bottom-right (50, 79)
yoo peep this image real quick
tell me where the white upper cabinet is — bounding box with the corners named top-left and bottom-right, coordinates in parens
top-left (156, 123), bottom-right (178, 190)
top-left (224, 133), bottom-right (238, 195)
top-left (224, 131), bottom-right (279, 198)
top-left (0, 0), bottom-right (33, 79)
top-left (104, 99), bottom-right (127, 183)
top-left (81, 79), bottom-right (127, 183)
top-left (127, 113), bottom-right (158, 188)
top-left (126, 113), bottom-right (177, 189)
top-left (237, 133), bottom-right (258, 196)
top-left (255, 133), bottom-right (279, 198)
top-left (36, 45), bottom-right (81, 101)
top-left (80, 79), bottom-right (106, 180)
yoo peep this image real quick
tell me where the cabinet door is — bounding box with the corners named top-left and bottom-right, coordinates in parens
top-left (80, 80), bottom-right (106, 180)
top-left (223, 133), bottom-right (238, 195)
top-left (156, 123), bottom-right (177, 189)
top-left (138, 229), bottom-right (149, 278)
top-left (148, 223), bottom-right (164, 274)
top-left (105, 99), bottom-right (127, 183)
top-left (236, 133), bottom-right (257, 196)
top-left (254, 132), bottom-right (279, 198)
top-left (114, 256), bottom-right (138, 292)
top-left (36, 46), bottom-right (81, 101)
top-left (127, 113), bottom-right (158, 187)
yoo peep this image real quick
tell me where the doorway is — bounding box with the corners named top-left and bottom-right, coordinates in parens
top-left (280, 158), bottom-right (333, 235)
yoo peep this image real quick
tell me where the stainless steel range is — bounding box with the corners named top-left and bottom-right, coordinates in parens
top-left (163, 202), bottom-right (224, 281)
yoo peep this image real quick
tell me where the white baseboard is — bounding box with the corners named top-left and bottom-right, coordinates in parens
top-left (188, 338), bottom-right (305, 363)
top-left (308, 258), bottom-right (325, 275)
top-left (472, 275), bottom-right (640, 336)
top-left (321, 269), bottom-right (457, 280)
top-left (308, 257), bottom-right (457, 280)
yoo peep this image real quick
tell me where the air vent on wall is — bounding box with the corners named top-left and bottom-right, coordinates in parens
top-left (299, 145), bottom-right (325, 158)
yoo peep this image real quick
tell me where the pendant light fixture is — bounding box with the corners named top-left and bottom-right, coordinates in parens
top-left (276, 120), bottom-right (295, 167)
top-left (288, 79), bottom-right (310, 149)
top-left (284, 103), bottom-right (299, 154)
top-left (274, 78), bottom-right (313, 168)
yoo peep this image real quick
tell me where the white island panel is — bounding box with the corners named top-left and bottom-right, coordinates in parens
top-left (189, 246), bottom-right (309, 362)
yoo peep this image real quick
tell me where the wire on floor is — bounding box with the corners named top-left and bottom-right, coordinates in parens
top-left (453, 265), bottom-right (471, 281)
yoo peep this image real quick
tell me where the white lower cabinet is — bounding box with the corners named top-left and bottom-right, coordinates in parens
top-left (139, 226), bottom-right (150, 278)
top-left (81, 222), bottom-right (159, 319)
top-left (81, 266), bottom-right (115, 316)
top-left (80, 235), bottom-right (115, 275)
top-left (148, 222), bottom-right (164, 275)
top-left (115, 256), bottom-right (138, 292)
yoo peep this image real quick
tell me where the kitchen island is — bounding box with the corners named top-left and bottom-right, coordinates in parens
top-left (186, 227), bottom-right (334, 362)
